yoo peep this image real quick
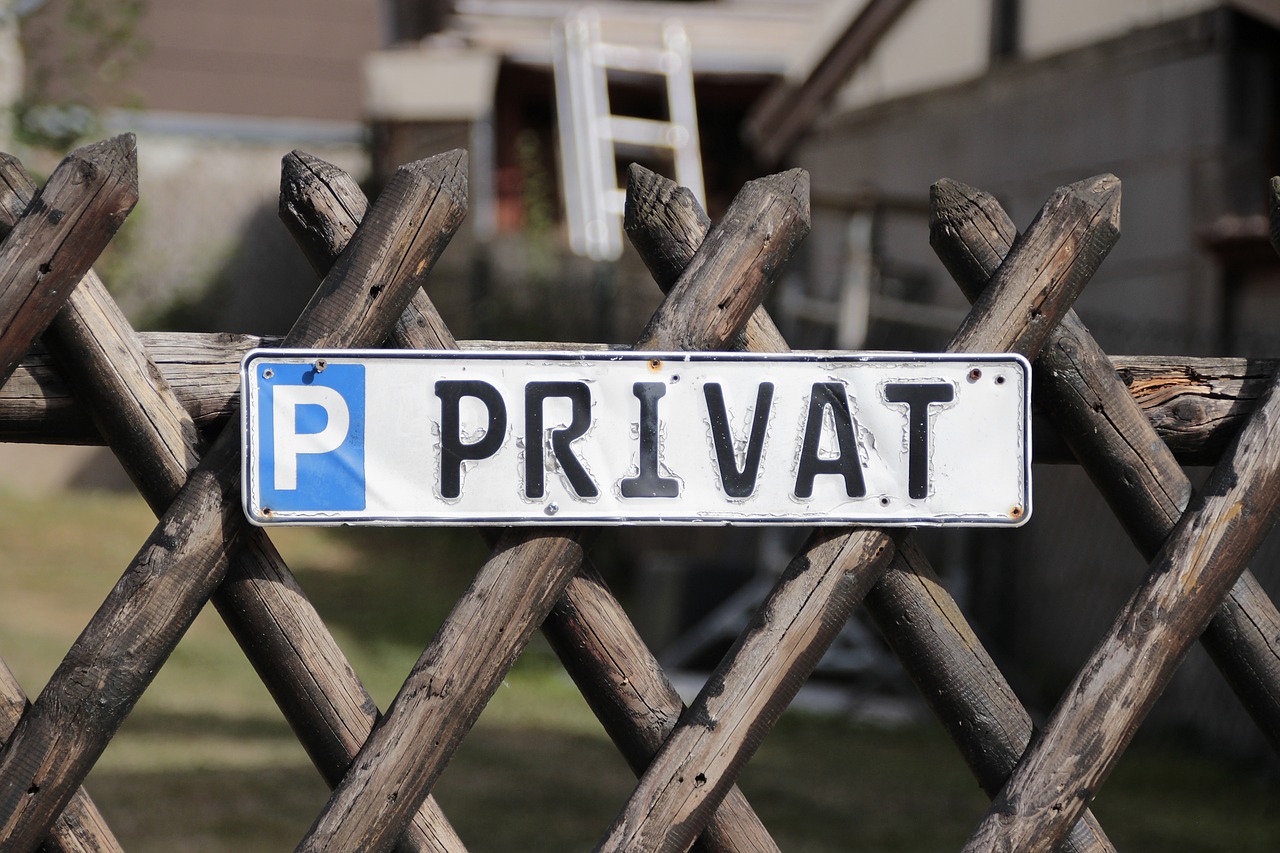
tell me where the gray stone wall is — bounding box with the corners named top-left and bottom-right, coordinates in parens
top-left (795, 13), bottom-right (1268, 356)
top-left (791, 11), bottom-right (1280, 759)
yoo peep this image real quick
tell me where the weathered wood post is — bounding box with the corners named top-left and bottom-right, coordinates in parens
top-left (932, 177), bottom-right (1280, 752)
top-left (968, 368), bottom-right (1280, 850)
top-left (278, 151), bottom-right (781, 853)
top-left (293, 168), bottom-right (809, 853)
top-left (0, 151), bottom-right (468, 852)
top-left (0, 138), bottom-right (137, 383)
top-left (0, 660), bottom-right (121, 853)
top-left (596, 166), bottom-right (1121, 850)
top-left (0, 138), bottom-right (139, 853)
top-left (0, 155), bottom-right (468, 852)
top-left (0, 134), bottom-right (1274, 852)
top-left (963, 180), bottom-right (1280, 852)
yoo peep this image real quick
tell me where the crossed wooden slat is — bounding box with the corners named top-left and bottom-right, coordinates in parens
top-left (286, 156), bottom-right (1117, 852)
top-left (285, 159), bottom-right (1105, 850)
top-left (0, 134), bottom-right (1276, 853)
top-left (960, 181), bottom-right (1280, 848)
top-left (0, 136), bottom-right (798, 845)
top-left (0, 140), bottom-right (471, 852)
top-left (0, 142), bottom-right (1080, 845)
top-left (292, 166), bottom-right (813, 852)
top-left (600, 171), bottom-right (1280, 852)
top-left (0, 138), bottom-right (139, 853)
top-left (276, 150), bottom-right (782, 853)
top-left (592, 171), bottom-right (1124, 853)
top-left (921, 177), bottom-right (1280, 849)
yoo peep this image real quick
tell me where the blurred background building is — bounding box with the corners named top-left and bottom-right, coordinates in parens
top-left (4, 0), bottom-right (1280, 758)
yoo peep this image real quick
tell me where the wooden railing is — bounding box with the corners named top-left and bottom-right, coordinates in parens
top-left (0, 134), bottom-right (1276, 852)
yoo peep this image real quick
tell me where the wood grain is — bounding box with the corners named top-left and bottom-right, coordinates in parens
top-left (0, 151), bottom-right (468, 852)
top-left (280, 150), bottom-right (459, 353)
top-left (624, 164), bottom-right (787, 354)
top-left (865, 544), bottom-right (1115, 853)
top-left (295, 168), bottom-right (809, 853)
top-left (543, 564), bottom-right (780, 853)
top-left (0, 157), bottom-right (128, 853)
top-left (633, 169), bottom-right (808, 353)
top-left (3, 339), bottom-right (1271, 462)
top-left (278, 150), bottom-right (368, 277)
top-left (0, 660), bottom-right (121, 853)
top-left (963, 174), bottom-right (1280, 851)
top-left (0, 155), bottom-right (467, 851)
top-left (0, 136), bottom-right (136, 386)
top-left (597, 529), bottom-right (896, 853)
top-left (856, 177), bottom-right (1134, 853)
top-left (935, 177), bottom-right (1280, 754)
top-left (803, 173), bottom-right (1116, 852)
top-left (945, 174), bottom-right (1120, 356)
top-left (280, 155), bottom-right (780, 853)
top-left (965, 363), bottom-right (1280, 852)
top-left (593, 172), bottom-right (1118, 853)
top-left (1106, 355), bottom-right (1275, 464)
top-left (933, 176), bottom-right (1184, 539)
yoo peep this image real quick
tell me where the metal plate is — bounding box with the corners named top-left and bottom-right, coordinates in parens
top-left (241, 350), bottom-right (1031, 527)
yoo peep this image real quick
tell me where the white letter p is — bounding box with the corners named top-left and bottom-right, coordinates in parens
top-left (273, 385), bottom-right (350, 490)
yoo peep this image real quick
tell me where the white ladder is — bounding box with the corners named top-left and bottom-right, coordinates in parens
top-left (553, 10), bottom-right (706, 261)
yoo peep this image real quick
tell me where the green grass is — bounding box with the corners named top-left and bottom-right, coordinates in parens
top-left (0, 489), bottom-right (1277, 851)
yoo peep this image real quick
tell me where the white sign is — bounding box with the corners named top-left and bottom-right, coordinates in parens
top-left (241, 350), bottom-right (1031, 527)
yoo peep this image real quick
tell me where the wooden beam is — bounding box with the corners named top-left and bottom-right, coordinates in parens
top-left (280, 152), bottom-right (783, 853)
top-left (0, 659), bottom-right (121, 853)
top-left (278, 150), bottom-right (459, 353)
top-left (0, 137), bottom-right (137, 385)
top-left (934, 177), bottom-right (1280, 755)
top-left (294, 168), bottom-right (810, 853)
top-left (622, 162), bottom-right (1112, 852)
top-left (0, 153), bottom-right (470, 851)
top-left (962, 177), bottom-right (1280, 851)
top-left (2, 337), bottom-right (1273, 464)
top-left (632, 169), bottom-right (807, 352)
top-left (966, 358), bottom-right (1280, 852)
top-left (0, 145), bottom-right (141, 853)
top-left (0, 151), bottom-right (469, 850)
top-left (593, 173), bottom-right (1119, 853)
top-left (743, 0), bottom-right (915, 167)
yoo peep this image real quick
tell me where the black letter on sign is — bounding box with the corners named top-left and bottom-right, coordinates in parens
top-left (794, 382), bottom-right (865, 499)
top-left (525, 382), bottom-right (597, 498)
top-left (884, 382), bottom-right (954, 499)
top-left (620, 382), bottom-right (679, 498)
top-left (435, 380), bottom-right (507, 499)
top-left (704, 382), bottom-right (773, 498)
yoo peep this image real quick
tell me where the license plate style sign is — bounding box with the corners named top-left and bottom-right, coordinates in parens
top-left (242, 350), bottom-right (1031, 527)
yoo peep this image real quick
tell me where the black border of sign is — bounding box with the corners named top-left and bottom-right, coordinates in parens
top-left (240, 349), bottom-right (1032, 528)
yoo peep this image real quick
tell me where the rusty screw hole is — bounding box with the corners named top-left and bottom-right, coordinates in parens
top-left (648, 358), bottom-right (662, 371)
top-left (967, 368), bottom-right (982, 382)
top-left (1010, 506), bottom-right (1023, 519)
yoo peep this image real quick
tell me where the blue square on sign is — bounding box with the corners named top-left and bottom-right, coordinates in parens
top-left (257, 362), bottom-right (365, 512)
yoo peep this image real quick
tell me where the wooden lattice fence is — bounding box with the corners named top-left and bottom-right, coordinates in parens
top-left (0, 133), bottom-right (1277, 852)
